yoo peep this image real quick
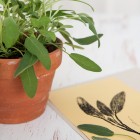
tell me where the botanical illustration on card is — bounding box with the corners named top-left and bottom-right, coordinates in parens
top-left (77, 91), bottom-right (140, 140)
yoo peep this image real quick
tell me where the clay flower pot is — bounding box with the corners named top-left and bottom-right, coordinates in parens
top-left (0, 48), bottom-right (62, 124)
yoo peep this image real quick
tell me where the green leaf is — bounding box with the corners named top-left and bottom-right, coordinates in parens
top-left (78, 13), bottom-right (101, 47)
top-left (40, 30), bottom-right (56, 42)
top-left (0, 0), bottom-right (4, 5)
top-left (78, 124), bottom-right (114, 136)
top-left (65, 42), bottom-right (84, 49)
top-left (31, 16), bottom-right (50, 28)
top-left (46, 10), bottom-right (75, 18)
top-left (92, 136), bottom-right (111, 140)
top-left (59, 30), bottom-right (73, 44)
top-left (20, 66), bottom-right (38, 98)
top-left (0, 19), bottom-right (2, 44)
top-left (24, 37), bottom-right (51, 70)
top-left (73, 34), bottom-right (103, 45)
top-left (14, 51), bottom-right (38, 77)
top-left (70, 53), bottom-right (102, 72)
top-left (2, 17), bottom-right (20, 48)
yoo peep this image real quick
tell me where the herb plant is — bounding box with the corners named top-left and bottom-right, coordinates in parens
top-left (0, 0), bottom-right (102, 97)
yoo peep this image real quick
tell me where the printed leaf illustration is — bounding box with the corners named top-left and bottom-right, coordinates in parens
top-left (92, 136), bottom-right (111, 140)
top-left (97, 100), bottom-right (113, 116)
top-left (78, 124), bottom-right (114, 136)
top-left (110, 91), bottom-right (125, 113)
top-left (77, 91), bottom-right (140, 136)
top-left (77, 97), bottom-right (103, 117)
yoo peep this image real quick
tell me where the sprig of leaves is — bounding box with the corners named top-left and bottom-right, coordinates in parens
top-left (77, 91), bottom-right (140, 136)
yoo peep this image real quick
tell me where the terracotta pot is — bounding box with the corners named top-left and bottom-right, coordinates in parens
top-left (0, 48), bottom-right (62, 124)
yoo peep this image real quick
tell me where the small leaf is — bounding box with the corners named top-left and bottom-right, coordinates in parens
top-left (20, 66), bottom-right (38, 98)
top-left (97, 101), bottom-right (113, 116)
top-left (14, 51), bottom-right (38, 77)
top-left (78, 124), bottom-right (114, 136)
top-left (110, 91), bottom-right (126, 113)
top-left (73, 34), bottom-right (103, 45)
top-left (31, 16), bottom-right (50, 28)
top-left (24, 37), bottom-right (51, 70)
top-left (70, 53), bottom-right (102, 72)
top-left (2, 17), bottom-right (20, 48)
top-left (40, 30), bottom-right (56, 42)
top-left (92, 136), bottom-right (111, 140)
top-left (77, 97), bottom-right (102, 117)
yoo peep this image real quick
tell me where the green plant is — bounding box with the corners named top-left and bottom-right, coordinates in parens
top-left (0, 0), bottom-right (103, 98)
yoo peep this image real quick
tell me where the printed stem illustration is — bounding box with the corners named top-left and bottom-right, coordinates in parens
top-left (114, 133), bottom-right (136, 140)
top-left (97, 116), bottom-right (128, 131)
top-left (114, 113), bottom-right (140, 135)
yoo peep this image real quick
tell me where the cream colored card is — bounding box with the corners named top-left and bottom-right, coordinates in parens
top-left (49, 77), bottom-right (140, 140)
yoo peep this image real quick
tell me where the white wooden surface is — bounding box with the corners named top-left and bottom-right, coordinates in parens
top-left (0, 13), bottom-right (140, 140)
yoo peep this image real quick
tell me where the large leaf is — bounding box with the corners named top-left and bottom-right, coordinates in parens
top-left (24, 37), bottom-right (51, 70)
top-left (70, 53), bottom-right (102, 72)
top-left (73, 34), bottom-right (103, 45)
top-left (2, 17), bottom-right (20, 48)
top-left (110, 91), bottom-right (126, 114)
top-left (78, 124), bottom-right (114, 136)
top-left (20, 66), bottom-right (38, 98)
top-left (14, 51), bottom-right (38, 77)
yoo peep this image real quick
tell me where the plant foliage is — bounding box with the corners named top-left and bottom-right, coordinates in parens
top-left (0, 0), bottom-right (102, 97)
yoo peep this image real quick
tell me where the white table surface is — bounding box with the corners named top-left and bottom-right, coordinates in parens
top-left (0, 14), bottom-right (140, 140)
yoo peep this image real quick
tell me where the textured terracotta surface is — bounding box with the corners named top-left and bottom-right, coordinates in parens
top-left (0, 48), bottom-right (62, 124)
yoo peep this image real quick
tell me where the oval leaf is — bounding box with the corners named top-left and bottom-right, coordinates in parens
top-left (20, 66), bottom-right (38, 98)
top-left (92, 136), bottom-right (111, 140)
top-left (2, 17), bottom-right (19, 48)
top-left (77, 97), bottom-right (102, 116)
top-left (97, 100), bottom-right (113, 116)
top-left (78, 124), bottom-right (114, 136)
top-left (73, 34), bottom-right (103, 45)
top-left (14, 51), bottom-right (38, 77)
top-left (24, 37), bottom-right (51, 70)
top-left (110, 91), bottom-right (126, 113)
top-left (70, 53), bottom-right (102, 72)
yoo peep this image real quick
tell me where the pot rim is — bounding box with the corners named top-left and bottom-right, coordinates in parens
top-left (0, 47), bottom-right (62, 61)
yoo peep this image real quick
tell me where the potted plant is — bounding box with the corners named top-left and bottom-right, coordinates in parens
top-left (0, 0), bottom-right (103, 124)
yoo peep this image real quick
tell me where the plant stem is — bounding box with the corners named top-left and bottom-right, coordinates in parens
top-left (114, 133), bottom-right (136, 140)
top-left (115, 113), bottom-right (140, 135)
top-left (96, 116), bottom-right (128, 131)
